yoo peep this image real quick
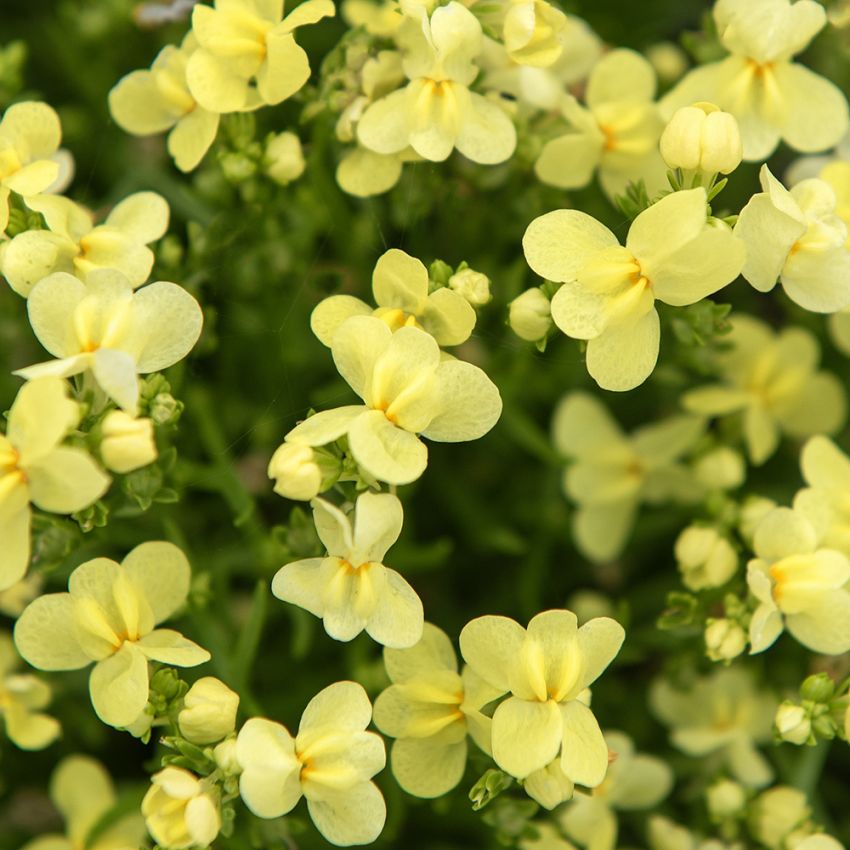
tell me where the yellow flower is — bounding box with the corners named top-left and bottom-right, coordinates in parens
top-left (272, 492), bottom-right (423, 647)
top-left (502, 0), bottom-right (569, 68)
top-left (552, 392), bottom-right (705, 563)
top-left (534, 49), bottom-right (667, 199)
top-left (734, 166), bottom-right (850, 313)
top-left (108, 33), bottom-right (221, 173)
top-left (336, 146), bottom-right (408, 197)
top-left (683, 315), bottom-right (846, 465)
top-left (357, 2), bottom-right (517, 165)
top-left (659, 102), bottom-right (742, 175)
top-left (557, 731), bottom-right (673, 850)
top-left (523, 188), bottom-right (745, 390)
top-left (235, 681), bottom-right (387, 846)
top-left (268, 442), bottom-right (323, 500)
top-left (2, 191), bottom-right (170, 296)
top-left (650, 667), bottom-right (775, 787)
top-left (0, 377), bottom-right (110, 591)
top-left (16, 268), bottom-right (204, 415)
top-left (674, 525), bottom-right (738, 591)
top-left (186, 0), bottom-right (335, 112)
top-left (459, 609), bottom-right (625, 783)
top-left (0, 631), bottom-right (60, 750)
top-left (142, 767), bottom-right (221, 849)
top-left (100, 411), bottom-right (157, 473)
top-left (747, 507), bottom-right (850, 655)
top-left (14, 541), bottom-right (210, 728)
top-left (284, 315), bottom-right (502, 485)
top-left (178, 676), bottom-right (240, 745)
top-left (311, 248), bottom-right (476, 347)
top-left (660, 0), bottom-right (849, 161)
top-left (21, 755), bottom-right (146, 850)
top-left (0, 101), bottom-right (62, 234)
top-left (372, 622), bottom-right (502, 797)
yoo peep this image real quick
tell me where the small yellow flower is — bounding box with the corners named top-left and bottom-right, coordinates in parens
top-left (683, 315), bottom-right (846, 465)
top-left (373, 622), bottom-right (502, 797)
top-left (2, 191), bottom-right (170, 297)
top-left (0, 377), bottom-right (110, 590)
top-left (14, 541), bottom-right (210, 728)
top-left (16, 268), bottom-right (203, 415)
top-left (660, 101), bottom-right (742, 175)
top-left (268, 442), bottom-right (323, 501)
top-left (502, 0), bottom-right (569, 68)
top-left (524, 188), bottom-right (745, 390)
top-left (675, 525), bottom-right (738, 591)
top-left (21, 755), bottom-right (146, 850)
top-left (459, 609), bottom-right (625, 784)
top-left (235, 681), bottom-right (387, 846)
top-left (272, 492), bottom-right (423, 647)
top-left (178, 677), bottom-right (240, 745)
top-left (100, 411), bottom-right (157, 473)
top-left (284, 315), bottom-right (502, 485)
top-left (747, 507), bottom-right (850, 655)
top-left (264, 131), bottom-right (305, 185)
top-left (142, 767), bottom-right (221, 849)
top-left (661, 0), bottom-right (849, 161)
top-left (311, 248), bottom-right (476, 347)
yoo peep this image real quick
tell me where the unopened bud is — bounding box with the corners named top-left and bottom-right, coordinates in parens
top-left (100, 411), bottom-right (157, 473)
top-left (178, 677), bottom-right (239, 745)
top-left (449, 267), bottom-right (491, 306)
top-left (705, 618), bottom-right (746, 662)
top-left (509, 288), bottom-right (552, 342)
top-left (264, 132), bottom-right (305, 186)
top-left (268, 443), bottom-right (325, 501)
top-left (660, 102), bottom-right (743, 175)
top-left (675, 526), bottom-right (738, 590)
top-left (706, 778), bottom-right (746, 819)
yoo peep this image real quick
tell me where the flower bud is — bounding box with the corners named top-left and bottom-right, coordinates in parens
top-left (775, 702), bottom-right (811, 745)
top-left (449, 268), bottom-right (492, 306)
top-left (706, 778), bottom-right (746, 819)
top-left (693, 447), bottom-right (745, 491)
top-left (749, 786), bottom-right (810, 849)
top-left (100, 411), bottom-right (157, 473)
top-left (509, 288), bottom-right (552, 342)
top-left (268, 443), bottom-right (322, 500)
top-left (800, 673), bottom-right (836, 703)
top-left (178, 677), bottom-right (239, 745)
top-left (704, 618), bottom-right (746, 662)
top-left (660, 102), bottom-right (743, 175)
top-left (646, 42), bottom-right (688, 85)
top-left (142, 767), bottom-right (221, 849)
top-left (738, 495), bottom-right (776, 545)
top-left (264, 132), bottom-right (305, 185)
top-left (674, 526), bottom-right (738, 590)
top-left (214, 737), bottom-right (241, 775)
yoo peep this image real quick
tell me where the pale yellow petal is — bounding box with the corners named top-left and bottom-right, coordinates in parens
top-left (575, 617), bottom-right (625, 692)
top-left (14, 593), bottom-right (89, 671)
top-left (347, 409), bottom-right (428, 485)
top-left (285, 406), bottom-right (367, 446)
top-left (753, 506), bottom-right (817, 560)
top-left (88, 642), bottom-right (149, 727)
top-left (257, 27), bottom-right (310, 106)
top-left (311, 295), bottom-right (372, 346)
top-left (236, 717), bottom-right (302, 817)
top-left (390, 737), bottom-right (466, 798)
top-left (299, 680), bottom-right (372, 734)
top-left (26, 447), bottom-right (110, 514)
top-left (365, 567), bottom-right (424, 649)
top-left (384, 621), bottom-right (458, 683)
top-left (491, 696), bottom-right (562, 779)
top-left (51, 755), bottom-right (115, 845)
top-left (336, 147), bottom-right (403, 197)
top-left (305, 781), bottom-right (386, 846)
top-left (586, 48), bottom-right (656, 109)
top-left (585, 310), bottom-right (660, 392)
top-left (122, 541), bottom-right (191, 623)
top-left (535, 131), bottom-right (603, 190)
top-left (105, 192), bottom-right (169, 244)
top-left (331, 314), bottom-right (392, 399)
top-left (185, 48), bottom-right (250, 113)
top-left (25, 272), bottom-right (88, 357)
top-left (168, 107), bottom-right (220, 172)
top-left (559, 699), bottom-right (608, 787)
top-left (7, 375), bottom-right (79, 464)
top-left (357, 89), bottom-right (412, 156)
top-left (459, 615), bottom-right (525, 693)
top-left (136, 629), bottom-right (210, 666)
top-left (573, 500), bottom-right (637, 564)
top-left (455, 92), bottom-right (517, 166)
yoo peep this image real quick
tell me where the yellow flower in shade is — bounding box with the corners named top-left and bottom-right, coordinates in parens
top-left (311, 248), bottom-right (476, 347)
top-left (523, 188), bottom-right (745, 391)
top-left (2, 191), bottom-right (170, 297)
top-left (186, 0), bottom-right (335, 113)
top-left (16, 268), bottom-right (203, 415)
top-left (552, 392), bottom-right (705, 563)
top-left (501, 0), bottom-right (568, 68)
top-left (21, 755), bottom-right (146, 850)
top-left (734, 166), bottom-right (850, 312)
top-left (357, 2), bottom-right (517, 165)
top-left (142, 767), bottom-right (221, 850)
top-left (14, 541), bottom-right (210, 728)
top-left (747, 507), bottom-right (850, 655)
top-left (372, 622), bottom-right (503, 797)
top-left (235, 681), bottom-right (387, 846)
top-left (535, 49), bottom-right (668, 199)
top-left (0, 101), bottom-right (62, 234)
top-left (0, 631), bottom-right (60, 750)
top-left (459, 609), bottom-right (625, 784)
top-left (683, 315), bottom-right (846, 465)
top-left (660, 0), bottom-right (849, 161)
top-left (108, 33), bottom-right (221, 173)
top-left (284, 315), bottom-right (502, 485)
top-left (0, 377), bottom-right (110, 591)
top-left (794, 436), bottom-right (850, 556)
top-left (556, 731), bottom-right (673, 850)
top-left (273, 492), bottom-right (423, 648)
top-left (650, 668), bottom-right (775, 787)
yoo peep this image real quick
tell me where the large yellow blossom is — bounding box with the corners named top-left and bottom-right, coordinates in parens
top-left (552, 392), bottom-right (704, 563)
top-left (747, 507), bottom-right (850, 655)
top-left (2, 191), bottom-right (170, 297)
top-left (21, 756), bottom-right (146, 850)
top-left (660, 0), bottom-right (849, 161)
top-left (186, 0), bottom-right (335, 112)
top-left (357, 2), bottom-right (517, 165)
top-left (272, 492), bottom-right (424, 648)
top-left (16, 268), bottom-right (203, 415)
top-left (523, 188), bottom-right (745, 390)
top-left (372, 622), bottom-right (502, 797)
top-left (284, 315), bottom-right (502, 485)
top-left (734, 166), bottom-right (850, 312)
top-left (109, 33), bottom-right (220, 173)
top-left (14, 542), bottom-right (210, 728)
top-left (311, 248), bottom-right (476, 347)
top-left (0, 377), bottom-right (110, 591)
top-left (459, 609), bottom-right (625, 784)
top-left (683, 315), bottom-right (845, 465)
top-left (535, 49), bottom-right (667, 198)
top-left (235, 681), bottom-right (387, 846)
